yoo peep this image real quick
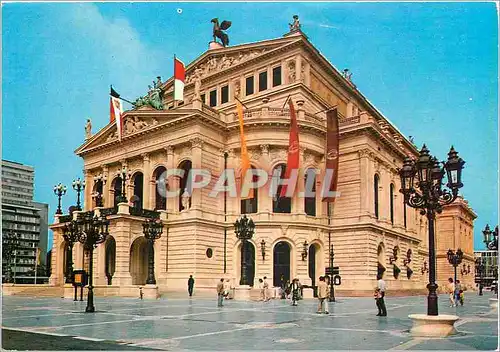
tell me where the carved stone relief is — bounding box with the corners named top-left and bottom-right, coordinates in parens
top-left (287, 60), bottom-right (296, 83)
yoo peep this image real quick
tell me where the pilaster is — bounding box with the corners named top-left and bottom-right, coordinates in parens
top-left (142, 153), bottom-right (151, 209)
top-left (102, 165), bottom-right (110, 208)
top-left (190, 138), bottom-right (204, 210)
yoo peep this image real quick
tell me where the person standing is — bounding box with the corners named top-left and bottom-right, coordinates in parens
top-left (447, 278), bottom-right (456, 307)
top-left (258, 278), bottom-right (265, 301)
top-left (324, 276), bottom-right (330, 314)
top-left (263, 276), bottom-right (270, 302)
top-left (188, 275), bottom-right (195, 297)
top-left (291, 279), bottom-right (300, 306)
top-left (217, 278), bottom-right (225, 307)
top-left (455, 279), bottom-right (463, 306)
top-left (317, 276), bottom-right (328, 314)
top-left (376, 274), bottom-right (387, 316)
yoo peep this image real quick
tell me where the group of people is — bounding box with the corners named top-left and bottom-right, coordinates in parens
top-left (447, 277), bottom-right (465, 307)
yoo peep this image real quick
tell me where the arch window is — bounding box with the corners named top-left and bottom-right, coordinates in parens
top-left (272, 164), bottom-right (291, 213)
top-left (132, 172), bottom-right (144, 209)
top-left (153, 166), bottom-right (167, 210)
top-left (390, 183), bottom-right (395, 225)
top-left (241, 166), bottom-right (258, 214)
top-left (112, 177), bottom-right (122, 208)
top-left (304, 169), bottom-right (316, 216)
top-left (374, 174), bottom-right (380, 219)
top-left (178, 160), bottom-right (193, 211)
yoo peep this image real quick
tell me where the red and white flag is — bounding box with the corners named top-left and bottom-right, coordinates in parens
top-left (110, 86), bottom-right (123, 140)
top-left (174, 56), bottom-right (185, 101)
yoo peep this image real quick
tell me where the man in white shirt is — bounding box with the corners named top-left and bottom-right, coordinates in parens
top-left (263, 276), bottom-right (270, 302)
top-left (376, 274), bottom-right (387, 317)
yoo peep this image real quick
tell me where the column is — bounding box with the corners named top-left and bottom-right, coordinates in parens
top-left (295, 147), bottom-right (306, 215)
top-left (111, 220), bottom-right (133, 286)
top-left (258, 145), bottom-right (271, 213)
top-left (304, 61), bottom-right (311, 87)
top-left (227, 149), bottom-right (238, 215)
top-left (102, 165), bottom-right (110, 208)
top-left (165, 146), bottom-right (176, 213)
top-left (142, 153), bottom-right (151, 209)
top-left (190, 138), bottom-right (203, 210)
top-left (83, 169), bottom-right (92, 211)
top-left (295, 55), bottom-right (302, 83)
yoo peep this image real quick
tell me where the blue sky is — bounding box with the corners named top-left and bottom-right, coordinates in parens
top-left (3, 2), bottom-right (498, 251)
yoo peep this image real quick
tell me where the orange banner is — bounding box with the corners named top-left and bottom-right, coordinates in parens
top-left (236, 100), bottom-right (252, 199)
top-left (280, 99), bottom-right (300, 198)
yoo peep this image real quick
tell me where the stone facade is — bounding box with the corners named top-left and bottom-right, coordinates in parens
top-left (49, 30), bottom-right (475, 296)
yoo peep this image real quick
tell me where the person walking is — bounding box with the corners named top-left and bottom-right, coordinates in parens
top-left (324, 276), bottom-right (330, 314)
top-left (217, 278), bottom-right (225, 307)
top-left (263, 276), bottom-right (270, 301)
top-left (188, 275), bottom-right (195, 297)
top-left (447, 278), bottom-right (456, 307)
top-left (455, 279), bottom-right (463, 306)
top-left (376, 274), bottom-right (387, 317)
top-left (317, 276), bottom-right (328, 314)
top-left (291, 279), bottom-right (300, 306)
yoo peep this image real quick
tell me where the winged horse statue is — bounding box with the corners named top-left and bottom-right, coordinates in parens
top-left (211, 18), bottom-right (232, 47)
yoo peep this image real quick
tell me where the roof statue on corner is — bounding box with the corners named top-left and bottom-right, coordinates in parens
top-left (211, 18), bottom-right (232, 47)
top-left (289, 15), bottom-right (301, 32)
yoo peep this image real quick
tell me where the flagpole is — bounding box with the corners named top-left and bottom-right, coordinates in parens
top-left (234, 96), bottom-right (250, 110)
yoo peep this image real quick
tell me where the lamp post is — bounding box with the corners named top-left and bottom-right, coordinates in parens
top-left (62, 221), bottom-right (79, 285)
top-left (482, 224), bottom-right (498, 251)
top-left (328, 244), bottom-right (335, 302)
top-left (234, 215), bottom-right (255, 285)
top-left (72, 178), bottom-right (86, 211)
top-left (447, 249), bottom-right (464, 285)
top-left (142, 218), bottom-right (164, 285)
top-left (117, 166), bottom-right (130, 203)
top-left (398, 144), bottom-right (465, 316)
top-left (260, 239), bottom-right (266, 261)
top-left (74, 212), bottom-right (109, 312)
top-left (54, 183), bottom-right (67, 215)
top-left (93, 174), bottom-right (107, 207)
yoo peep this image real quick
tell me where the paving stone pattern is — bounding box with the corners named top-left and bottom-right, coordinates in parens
top-left (1, 293), bottom-right (498, 350)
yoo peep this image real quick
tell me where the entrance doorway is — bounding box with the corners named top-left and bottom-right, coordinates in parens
top-left (273, 241), bottom-right (291, 287)
top-left (308, 244), bottom-right (317, 286)
top-left (105, 237), bottom-right (116, 285)
top-left (239, 242), bottom-right (255, 286)
top-left (130, 237), bottom-right (148, 285)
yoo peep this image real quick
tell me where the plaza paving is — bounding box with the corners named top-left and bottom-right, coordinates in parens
top-left (1, 292), bottom-right (498, 350)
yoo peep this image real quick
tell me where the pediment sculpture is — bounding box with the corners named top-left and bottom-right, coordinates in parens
top-left (106, 116), bottom-right (159, 142)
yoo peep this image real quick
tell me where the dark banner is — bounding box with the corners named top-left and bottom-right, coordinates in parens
top-left (322, 108), bottom-right (339, 202)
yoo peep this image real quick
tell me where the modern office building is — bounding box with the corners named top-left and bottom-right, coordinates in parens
top-left (474, 250), bottom-right (498, 287)
top-left (49, 20), bottom-right (475, 296)
top-left (2, 160), bottom-right (49, 282)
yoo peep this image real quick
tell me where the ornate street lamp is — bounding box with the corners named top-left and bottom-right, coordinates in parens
top-left (116, 166), bottom-right (130, 203)
top-left (93, 174), bottom-right (107, 207)
top-left (142, 218), bottom-right (164, 285)
top-left (62, 221), bottom-right (79, 285)
top-left (72, 178), bottom-right (86, 211)
top-left (482, 224), bottom-right (498, 251)
top-left (74, 212), bottom-right (110, 312)
top-left (447, 248), bottom-right (464, 285)
top-left (54, 183), bottom-right (67, 215)
top-left (398, 144), bottom-right (465, 316)
top-left (234, 215), bottom-right (255, 285)
top-left (328, 244), bottom-right (335, 302)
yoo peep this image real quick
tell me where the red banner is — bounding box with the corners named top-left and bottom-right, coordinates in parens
top-left (280, 99), bottom-right (300, 198)
top-left (322, 108), bottom-right (340, 202)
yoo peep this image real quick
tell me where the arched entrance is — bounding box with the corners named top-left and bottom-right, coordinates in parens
top-left (132, 172), bottom-right (144, 209)
top-left (377, 243), bottom-right (386, 278)
top-left (273, 241), bottom-right (291, 287)
top-left (239, 242), bottom-right (255, 286)
top-left (308, 243), bottom-right (322, 287)
top-left (130, 237), bottom-right (148, 285)
top-left (105, 237), bottom-right (116, 285)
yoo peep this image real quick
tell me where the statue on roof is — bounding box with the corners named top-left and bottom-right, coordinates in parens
top-left (85, 118), bottom-right (92, 140)
top-left (211, 18), bottom-right (232, 47)
top-left (289, 15), bottom-right (301, 32)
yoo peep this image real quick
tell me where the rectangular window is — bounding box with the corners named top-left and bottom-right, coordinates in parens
top-left (221, 85), bottom-right (229, 104)
top-left (272, 66), bottom-right (282, 87)
top-left (258, 71), bottom-right (267, 92)
top-left (245, 76), bottom-right (254, 96)
top-left (209, 90), bottom-right (217, 107)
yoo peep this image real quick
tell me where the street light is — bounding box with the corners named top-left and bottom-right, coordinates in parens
top-left (328, 244), bottom-right (335, 302)
top-left (482, 224), bottom-right (498, 250)
top-left (142, 218), bottom-right (164, 285)
top-left (72, 178), bottom-right (86, 211)
top-left (260, 239), bottom-right (266, 261)
top-left (447, 248), bottom-right (464, 285)
top-left (74, 212), bottom-right (110, 312)
top-left (398, 144), bottom-right (464, 316)
top-left (54, 183), bottom-right (67, 215)
top-left (234, 215), bottom-right (255, 285)
top-left (62, 221), bottom-right (79, 285)
top-left (93, 174), bottom-right (107, 207)
top-left (116, 166), bottom-right (130, 203)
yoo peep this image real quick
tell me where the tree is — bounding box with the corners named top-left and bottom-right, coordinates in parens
top-left (2, 233), bottom-right (20, 283)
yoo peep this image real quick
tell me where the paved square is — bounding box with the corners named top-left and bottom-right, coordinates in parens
top-left (2, 293), bottom-right (498, 350)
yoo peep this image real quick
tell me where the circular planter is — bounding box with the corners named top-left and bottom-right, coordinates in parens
top-left (408, 314), bottom-right (459, 337)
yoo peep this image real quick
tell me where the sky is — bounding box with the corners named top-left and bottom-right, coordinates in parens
top-left (2, 2), bottom-right (498, 251)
